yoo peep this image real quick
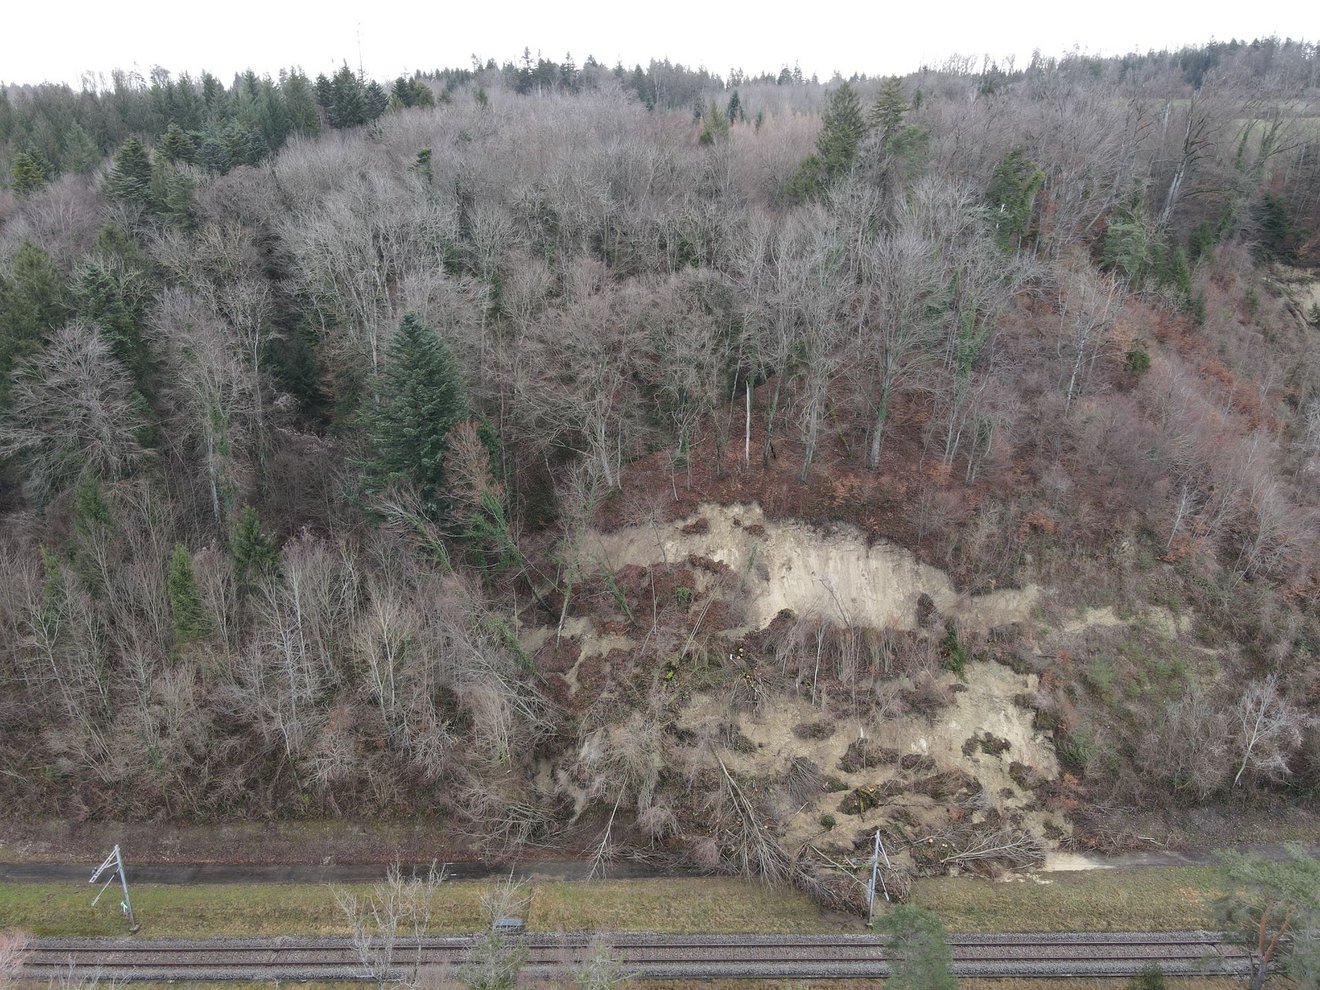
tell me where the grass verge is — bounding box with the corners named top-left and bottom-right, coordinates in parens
top-left (0, 877), bottom-right (838, 938)
top-left (911, 867), bottom-right (1220, 932)
top-left (1, 867), bottom-right (1223, 940)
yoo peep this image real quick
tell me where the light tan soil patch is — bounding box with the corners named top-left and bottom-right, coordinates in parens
top-left (683, 661), bottom-right (1063, 860)
top-left (587, 503), bottom-right (1039, 634)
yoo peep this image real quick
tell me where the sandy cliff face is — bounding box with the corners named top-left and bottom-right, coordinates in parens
top-left (586, 502), bottom-right (1040, 633)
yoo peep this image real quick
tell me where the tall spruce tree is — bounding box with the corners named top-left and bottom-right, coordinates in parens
top-left (328, 65), bottom-right (365, 128)
top-left (816, 82), bottom-right (866, 181)
top-left (988, 146), bottom-right (1045, 252)
top-left (10, 150), bottom-right (51, 196)
top-left (76, 261), bottom-right (150, 385)
top-left (364, 81), bottom-right (390, 122)
top-left (157, 123), bottom-right (197, 164)
top-left (62, 124), bottom-right (102, 174)
top-left (362, 314), bottom-right (468, 517)
top-left (0, 241), bottom-right (69, 408)
top-left (725, 90), bottom-right (743, 123)
top-left (106, 136), bottom-right (155, 211)
top-left (869, 77), bottom-right (909, 146)
top-left (283, 71), bottom-right (322, 137)
top-left (167, 543), bottom-right (205, 649)
top-left (698, 100), bottom-right (730, 145)
top-left (230, 505), bottom-right (279, 587)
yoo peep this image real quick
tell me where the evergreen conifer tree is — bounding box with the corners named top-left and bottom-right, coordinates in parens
top-left (74, 473), bottom-right (112, 540)
top-left (157, 123), bottom-right (197, 164)
top-left (62, 124), bottom-right (101, 174)
top-left (72, 474), bottom-right (114, 593)
top-left (167, 543), bottom-right (205, 648)
top-left (412, 148), bottom-right (434, 183)
top-left (816, 82), bottom-right (866, 182)
top-left (869, 77), bottom-right (909, 146)
top-left (328, 65), bottom-right (365, 128)
top-left (698, 100), bottom-right (730, 145)
top-left (76, 262), bottom-right (148, 381)
top-left (392, 77), bottom-right (414, 108)
top-left (10, 150), bottom-right (50, 196)
top-left (106, 136), bottom-right (155, 210)
top-left (725, 90), bottom-right (742, 123)
top-left (364, 81), bottom-right (390, 122)
top-left (230, 505), bottom-right (279, 586)
top-left (196, 126), bottom-right (233, 173)
top-left (0, 241), bottom-right (69, 408)
top-left (269, 314), bottom-right (327, 419)
top-left (283, 72), bottom-right (322, 137)
top-left (362, 313), bottom-right (468, 517)
top-left (988, 146), bottom-right (1045, 252)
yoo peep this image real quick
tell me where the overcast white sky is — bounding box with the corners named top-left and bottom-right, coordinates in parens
top-left (1, 0), bottom-right (1311, 87)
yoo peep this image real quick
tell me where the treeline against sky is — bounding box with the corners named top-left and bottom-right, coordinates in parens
top-left (3, 36), bottom-right (1318, 182)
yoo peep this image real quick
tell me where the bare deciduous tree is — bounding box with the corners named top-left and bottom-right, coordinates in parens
top-left (0, 323), bottom-right (148, 505)
top-left (335, 863), bottom-right (447, 989)
top-left (1233, 674), bottom-right (1313, 788)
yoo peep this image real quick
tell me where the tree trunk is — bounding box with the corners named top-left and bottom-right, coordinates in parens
top-left (744, 379), bottom-right (751, 467)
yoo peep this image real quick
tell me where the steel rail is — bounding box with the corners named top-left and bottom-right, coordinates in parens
top-left (24, 931), bottom-right (1255, 981)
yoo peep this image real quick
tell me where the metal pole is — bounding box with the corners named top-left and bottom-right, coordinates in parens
top-left (115, 846), bottom-right (139, 933)
top-left (866, 829), bottom-right (892, 928)
top-left (866, 830), bottom-right (880, 926)
top-left (876, 834), bottom-right (892, 904)
top-left (90, 845), bottom-right (138, 933)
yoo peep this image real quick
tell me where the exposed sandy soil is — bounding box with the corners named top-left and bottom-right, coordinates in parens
top-left (681, 659), bottom-right (1063, 864)
top-left (1060, 604), bottom-right (1192, 638)
top-left (1273, 263), bottom-right (1320, 317)
top-left (585, 503), bottom-right (1040, 634)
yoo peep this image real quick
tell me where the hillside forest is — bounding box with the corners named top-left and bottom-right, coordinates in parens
top-left (0, 39), bottom-right (1318, 900)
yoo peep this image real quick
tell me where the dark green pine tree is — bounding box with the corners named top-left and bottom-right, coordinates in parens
top-left (167, 543), bottom-right (205, 649)
top-left (816, 82), bottom-right (866, 182)
top-left (987, 146), bottom-right (1045, 252)
top-left (364, 81), bottom-right (390, 122)
top-left (725, 90), bottom-right (742, 123)
top-left (62, 124), bottom-right (102, 174)
top-left (157, 123), bottom-right (197, 164)
top-left (268, 314), bottom-right (328, 419)
top-left (230, 505), bottom-right (279, 587)
top-left (412, 147), bottom-right (434, 184)
top-left (71, 474), bottom-right (114, 594)
top-left (75, 262), bottom-right (148, 382)
top-left (105, 136), bottom-right (155, 210)
top-left (313, 73), bottom-right (334, 111)
top-left (362, 314), bottom-right (469, 517)
top-left (408, 79), bottom-right (435, 108)
top-left (392, 77), bottom-right (415, 108)
top-left (10, 150), bottom-right (51, 196)
top-left (197, 129), bottom-right (232, 174)
top-left (698, 100), bottom-right (730, 145)
top-left (869, 77), bottom-right (909, 146)
top-left (328, 65), bottom-right (365, 128)
top-left (0, 241), bottom-right (69, 408)
top-left (283, 71), bottom-right (322, 137)
top-left (157, 166), bottom-right (196, 228)
top-left (74, 473), bottom-right (112, 541)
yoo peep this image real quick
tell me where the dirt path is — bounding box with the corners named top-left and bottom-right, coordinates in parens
top-left (0, 858), bottom-right (675, 884)
top-left (4, 843), bottom-right (1316, 887)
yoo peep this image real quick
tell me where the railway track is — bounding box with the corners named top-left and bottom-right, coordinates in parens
top-left (25, 931), bottom-right (1253, 981)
